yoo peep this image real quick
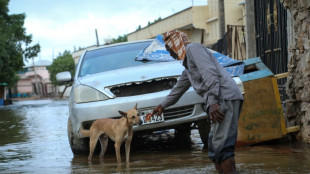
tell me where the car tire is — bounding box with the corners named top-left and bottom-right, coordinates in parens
top-left (67, 117), bottom-right (88, 155)
top-left (174, 124), bottom-right (191, 142)
top-left (197, 118), bottom-right (210, 147)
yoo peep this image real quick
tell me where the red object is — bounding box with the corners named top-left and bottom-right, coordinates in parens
top-left (145, 113), bottom-right (152, 122)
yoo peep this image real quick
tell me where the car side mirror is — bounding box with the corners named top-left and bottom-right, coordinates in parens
top-left (56, 71), bottom-right (72, 82)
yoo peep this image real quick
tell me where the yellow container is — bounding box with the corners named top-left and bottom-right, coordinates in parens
top-left (236, 58), bottom-right (298, 146)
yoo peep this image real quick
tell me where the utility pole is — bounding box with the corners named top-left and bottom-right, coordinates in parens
top-left (218, 0), bottom-right (225, 39)
top-left (95, 29), bottom-right (99, 47)
top-left (245, 0), bottom-right (257, 58)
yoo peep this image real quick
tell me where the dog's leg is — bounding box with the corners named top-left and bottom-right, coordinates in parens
top-left (125, 133), bottom-right (133, 163)
top-left (88, 132), bottom-right (100, 164)
top-left (99, 134), bottom-right (108, 161)
top-left (125, 139), bottom-right (131, 163)
top-left (114, 141), bottom-right (122, 163)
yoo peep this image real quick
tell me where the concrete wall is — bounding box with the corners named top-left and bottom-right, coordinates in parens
top-left (127, 6), bottom-right (209, 45)
top-left (128, 8), bottom-right (193, 41)
top-left (282, 0), bottom-right (310, 143)
top-left (189, 29), bottom-right (205, 44)
top-left (127, 2), bottom-right (244, 47)
top-left (25, 66), bottom-right (50, 80)
top-left (192, 6), bottom-right (209, 30)
top-left (206, 0), bottom-right (220, 45)
top-left (17, 79), bottom-right (33, 93)
top-left (224, 0), bottom-right (244, 27)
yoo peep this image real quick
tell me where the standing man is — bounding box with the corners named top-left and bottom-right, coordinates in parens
top-left (151, 30), bottom-right (243, 174)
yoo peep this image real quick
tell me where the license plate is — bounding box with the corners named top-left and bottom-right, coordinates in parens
top-left (139, 109), bottom-right (164, 125)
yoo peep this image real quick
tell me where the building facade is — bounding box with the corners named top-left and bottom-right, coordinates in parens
top-left (11, 60), bottom-right (55, 98)
top-left (127, 0), bottom-right (244, 47)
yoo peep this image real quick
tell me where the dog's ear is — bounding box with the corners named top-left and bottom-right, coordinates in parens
top-left (119, 111), bottom-right (127, 117)
top-left (134, 103), bottom-right (138, 110)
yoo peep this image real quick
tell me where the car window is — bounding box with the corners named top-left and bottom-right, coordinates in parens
top-left (79, 41), bottom-right (167, 77)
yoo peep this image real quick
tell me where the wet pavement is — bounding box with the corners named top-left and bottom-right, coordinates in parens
top-left (0, 99), bottom-right (310, 173)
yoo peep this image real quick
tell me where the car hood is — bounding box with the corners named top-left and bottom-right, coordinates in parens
top-left (77, 61), bottom-right (184, 97)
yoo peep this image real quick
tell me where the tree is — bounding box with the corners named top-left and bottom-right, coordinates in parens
top-left (135, 17), bottom-right (162, 32)
top-left (136, 25), bottom-right (142, 31)
top-left (153, 17), bottom-right (162, 24)
top-left (0, 0), bottom-right (40, 87)
top-left (48, 50), bottom-right (75, 98)
top-left (111, 34), bottom-right (128, 44)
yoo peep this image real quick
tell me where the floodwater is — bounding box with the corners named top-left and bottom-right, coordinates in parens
top-left (0, 99), bottom-right (310, 174)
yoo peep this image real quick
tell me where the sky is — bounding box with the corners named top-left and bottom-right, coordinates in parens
top-left (8, 0), bottom-right (207, 64)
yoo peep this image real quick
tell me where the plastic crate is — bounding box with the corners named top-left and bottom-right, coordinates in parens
top-left (0, 99), bottom-right (4, 106)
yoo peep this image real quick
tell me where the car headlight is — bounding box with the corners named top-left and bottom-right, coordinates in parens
top-left (74, 85), bottom-right (108, 103)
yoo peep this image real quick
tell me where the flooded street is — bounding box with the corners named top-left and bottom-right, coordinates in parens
top-left (0, 99), bottom-right (310, 173)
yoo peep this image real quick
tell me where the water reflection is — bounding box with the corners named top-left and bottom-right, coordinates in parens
top-left (236, 145), bottom-right (310, 173)
top-left (0, 108), bottom-right (28, 145)
top-left (70, 149), bottom-right (213, 174)
top-left (0, 99), bottom-right (310, 173)
top-left (0, 99), bottom-right (72, 173)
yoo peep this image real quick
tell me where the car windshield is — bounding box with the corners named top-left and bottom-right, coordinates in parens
top-left (79, 41), bottom-right (163, 77)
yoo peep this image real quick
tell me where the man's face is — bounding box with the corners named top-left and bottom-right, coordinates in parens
top-left (165, 44), bottom-right (178, 60)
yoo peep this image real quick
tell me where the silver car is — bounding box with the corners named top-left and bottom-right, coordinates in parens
top-left (57, 40), bottom-right (209, 154)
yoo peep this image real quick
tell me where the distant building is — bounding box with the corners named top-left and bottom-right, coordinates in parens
top-left (11, 59), bottom-right (55, 98)
top-left (127, 0), bottom-right (245, 58)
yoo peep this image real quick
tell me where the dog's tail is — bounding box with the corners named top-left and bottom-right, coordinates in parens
top-left (79, 127), bottom-right (90, 137)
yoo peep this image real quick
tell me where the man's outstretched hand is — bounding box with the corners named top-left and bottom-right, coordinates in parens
top-left (209, 103), bottom-right (224, 123)
top-left (151, 105), bottom-right (165, 116)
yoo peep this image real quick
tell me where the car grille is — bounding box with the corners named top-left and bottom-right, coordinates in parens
top-left (163, 105), bottom-right (195, 120)
top-left (82, 105), bottom-right (195, 130)
top-left (110, 78), bottom-right (177, 97)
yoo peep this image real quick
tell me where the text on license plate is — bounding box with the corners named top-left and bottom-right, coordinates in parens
top-left (139, 110), bottom-right (164, 125)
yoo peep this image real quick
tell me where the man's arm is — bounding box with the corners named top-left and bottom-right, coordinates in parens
top-left (160, 70), bottom-right (191, 108)
top-left (152, 70), bottom-right (191, 116)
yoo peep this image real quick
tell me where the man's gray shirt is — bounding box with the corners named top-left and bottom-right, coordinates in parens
top-left (160, 43), bottom-right (243, 110)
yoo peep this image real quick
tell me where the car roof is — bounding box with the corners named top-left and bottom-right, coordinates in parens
top-left (85, 39), bottom-right (154, 53)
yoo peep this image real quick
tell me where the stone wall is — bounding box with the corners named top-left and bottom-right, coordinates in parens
top-left (282, 0), bottom-right (310, 143)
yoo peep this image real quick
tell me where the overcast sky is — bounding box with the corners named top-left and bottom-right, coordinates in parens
top-left (8, 0), bottom-right (207, 63)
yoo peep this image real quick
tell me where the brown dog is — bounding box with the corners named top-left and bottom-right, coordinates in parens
top-left (79, 104), bottom-right (142, 164)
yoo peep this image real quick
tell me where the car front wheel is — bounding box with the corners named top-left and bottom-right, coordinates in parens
top-left (174, 124), bottom-right (191, 142)
top-left (67, 118), bottom-right (88, 155)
